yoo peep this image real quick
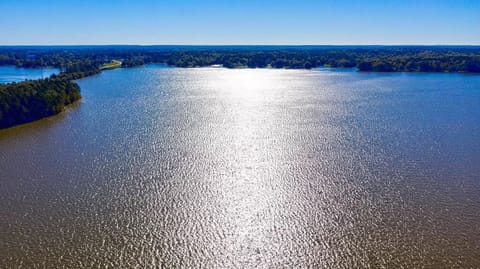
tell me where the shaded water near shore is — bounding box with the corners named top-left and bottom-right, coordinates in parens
top-left (1, 65), bottom-right (479, 268)
top-left (0, 66), bottom-right (59, 84)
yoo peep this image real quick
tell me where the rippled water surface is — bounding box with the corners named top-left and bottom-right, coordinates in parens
top-left (1, 65), bottom-right (479, 268)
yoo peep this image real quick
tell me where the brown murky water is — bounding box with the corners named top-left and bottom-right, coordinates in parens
top-left (1, 66), bottom-right (479, 268)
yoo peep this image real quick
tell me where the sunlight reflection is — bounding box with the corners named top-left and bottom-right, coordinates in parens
top-left (205, 68), bottom-right (291, 264)
top-left (218, 69), bottom-right (279, 103)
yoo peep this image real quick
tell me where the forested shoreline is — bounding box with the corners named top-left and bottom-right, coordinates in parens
top-left (1, 46), bottom-right (480, 129)
top-left (1, 46), bottom-right (480, 72)
top-left (0, 61), bottom-right (100, 129)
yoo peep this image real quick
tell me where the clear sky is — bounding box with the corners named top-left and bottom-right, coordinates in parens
top-left (0, 0), bottom-right (479, 45)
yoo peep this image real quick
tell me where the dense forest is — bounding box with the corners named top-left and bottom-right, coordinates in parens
top-left (0, 60), bottom-right (99, 129)
top-left (0, 78), bottom-right (80, 128)
top-left (1, 46), bottom-right (480, 129)
top-left (1, 45), bottom-right (480, 72)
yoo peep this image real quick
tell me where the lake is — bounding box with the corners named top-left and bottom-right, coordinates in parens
top-left (0, 66), bottom-right (59, 84)
top-left (1, 65), bottom-right (479, 268)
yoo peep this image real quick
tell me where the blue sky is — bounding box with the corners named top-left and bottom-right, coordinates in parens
top-left (0, 0), bottom-right (479, 45)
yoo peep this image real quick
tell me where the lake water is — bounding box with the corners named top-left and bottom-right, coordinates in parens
top-left (0, 66), bottom-right (59, 84)
top-left (1, 65), bottom-right (479, 268)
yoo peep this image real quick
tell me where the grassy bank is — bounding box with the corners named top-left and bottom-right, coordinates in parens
top-left (100, 60), bottom-right (122, 70)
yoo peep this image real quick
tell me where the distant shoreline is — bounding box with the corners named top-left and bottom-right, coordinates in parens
top-left (2, 46), bottom-right (479, 72)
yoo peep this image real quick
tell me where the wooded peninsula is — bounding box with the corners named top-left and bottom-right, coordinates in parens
top-left (1, 46), bottom-right (480, 129)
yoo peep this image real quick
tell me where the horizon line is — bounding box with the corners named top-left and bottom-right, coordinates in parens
top-left (1, 44), bottom-right (480, 47)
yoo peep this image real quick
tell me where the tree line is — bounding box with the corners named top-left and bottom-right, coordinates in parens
top-left (0, 60), bottom-right (100, 129)
top-left (1, 46), bottom-right (479, 72)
